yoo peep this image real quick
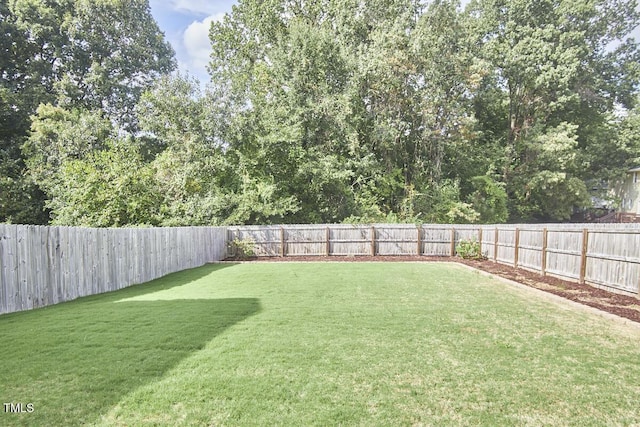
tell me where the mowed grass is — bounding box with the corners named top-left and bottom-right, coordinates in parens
top-left (2, 263), bottom-right (640, 426)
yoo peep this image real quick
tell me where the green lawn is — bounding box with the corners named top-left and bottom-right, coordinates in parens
top-left (2, 262), bottom-right (640, 426)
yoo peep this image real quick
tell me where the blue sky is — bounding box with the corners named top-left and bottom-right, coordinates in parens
top-left (149, 0), bottom-right (238, 84)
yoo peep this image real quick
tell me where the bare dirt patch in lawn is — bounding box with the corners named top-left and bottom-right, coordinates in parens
top-left (225, 255), bottom-right (640, 324)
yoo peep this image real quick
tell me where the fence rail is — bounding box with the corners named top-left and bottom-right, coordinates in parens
top-left (228, 224), bottom-right (640, 297)
top-left (0, 225), bottom-right (227, 315)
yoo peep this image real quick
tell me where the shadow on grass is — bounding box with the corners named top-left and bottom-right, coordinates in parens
top-left (0, 263), bottom-right (257, 426)
top-left (93, 262), bottom-right (241, 302)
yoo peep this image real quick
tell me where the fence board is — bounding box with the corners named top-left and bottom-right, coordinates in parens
top-left (421, 227), bottom-right (452, 256)
top-left (377, 226), bottom-right (419, 255)
top-left (0, 226), bottom-right (227, 315)
top-left (0, 226), bottom-right (17, 312)
top-left (46, 227), bottom-right (58, 305)
top-left (285, 227), bottom-right (325, 256)
top-left (586, 231), bottom-right (640, 294)
top-left (71, 227), bottom-right (80, 297)
top-left (496, 229), bottom-right (516, 265)
top-left (33, 226), bottom-right (45, 308)
top-left (546, 230), bottom-right (582, 282)
top-left (517, 229), bottom-right (544, 273)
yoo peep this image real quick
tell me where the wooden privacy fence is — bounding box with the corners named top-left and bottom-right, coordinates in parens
top-left (0, 225), bottom-right (227, 315)
top-left (480, 226), bottom-right (640, 296)
top-left (228, 224), bottom-right (640, 296)
top-left (228, 224), bottom-right (481, 258)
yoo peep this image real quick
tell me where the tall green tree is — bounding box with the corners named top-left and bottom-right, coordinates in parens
top-left (1, 0), bottom-right (175, 224)
top-left (0, 0), bottom-right (50, 223)
top-left (137, 74), bottom-right (299, 225)
top-left (138, 75), bottom-right (234, 226)
top-left (252, 18), bottom-right (357, 222)
top-left (51, 138), bottom-right (161, 227)
top-left (210, 1), bottom-right (357, 223)
top-left (9, 0), bottom-right (175, 129)
top-left (55, 0), bottom-right (175, 129)
top-left (208, 0), bottom-right (483, 223)
top-left (467, 0), bottom-right (640, 220)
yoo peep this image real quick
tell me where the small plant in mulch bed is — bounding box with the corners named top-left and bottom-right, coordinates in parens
top-left (456, 238), bottom-right (486, 260)
top-left (228, 238), bottom-right (257, 260)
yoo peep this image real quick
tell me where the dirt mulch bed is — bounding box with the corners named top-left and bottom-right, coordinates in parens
top-left (224, 255), bottom-right (640, 324)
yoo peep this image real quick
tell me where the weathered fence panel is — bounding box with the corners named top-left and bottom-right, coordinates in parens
top-left (0, 225), bottom-right (227, 315)
top-left (229, 226), bottom-right (281, 256)
top-left (377, 225), bottom-right (419, 256)
top-left (585, 230), bottom-right (640, 294)
top-left (546, 229), bottom-right (583, 282)
top-left (454, 227), bottom-right (480, 245)
top-left (331, 226), bottom-right (371, 256)
top-left (517, 229), bottom-right (544, 274)
top-left (286, 227), bottom-right (326, 256)
top-left (480, 227), bottom-right (496, 260)
top-left (496, 228), bottom-right (516, 265)
top-left (421, 226), bottom-right (453, 256)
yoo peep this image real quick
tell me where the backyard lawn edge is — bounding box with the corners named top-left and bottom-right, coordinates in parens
top-left (219, 256), bottom-right (640, 327)
top-left (452, 262), bottom-right (640, 330)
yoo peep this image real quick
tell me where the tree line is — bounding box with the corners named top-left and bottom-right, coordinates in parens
top-left (2, 0), bottom-right (639, 226)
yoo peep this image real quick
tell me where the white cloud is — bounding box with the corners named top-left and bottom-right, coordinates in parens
top-left (171, 0), bottom-right (223, 16)
top-left (179, 13), bottom-right (225, 83)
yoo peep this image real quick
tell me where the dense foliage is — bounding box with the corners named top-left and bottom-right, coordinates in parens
top-left (0, 0), bottom-right (174, 224)
top-left (2, 0), bottom-right (639, 226)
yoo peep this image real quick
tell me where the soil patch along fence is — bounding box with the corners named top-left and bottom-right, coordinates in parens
top-left (0, 225), bottom-right (227, 315)
top-left (228, 223), bottom-right (640, 297)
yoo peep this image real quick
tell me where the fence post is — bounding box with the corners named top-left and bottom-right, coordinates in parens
top-left (580, 228), bottom-right (589, 284)
top-left (371, 226), bottom-right (376, 256)
top-left (416, 225), bottom-right (422, 256)
top-left (514, 228), bottom-right (520, 268)
top-left (478, 228), bottom-right (483, 258)
top-left (541, 228), bottom-right (548, 276)
top-left (326, 226), bottom-right (330, 257)
top-left (494, 228), bottom-right (499, 262)
top-left (280, 227), bottom-right (285, 257)
top-left (450, 227), bottom-right (456, 257)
